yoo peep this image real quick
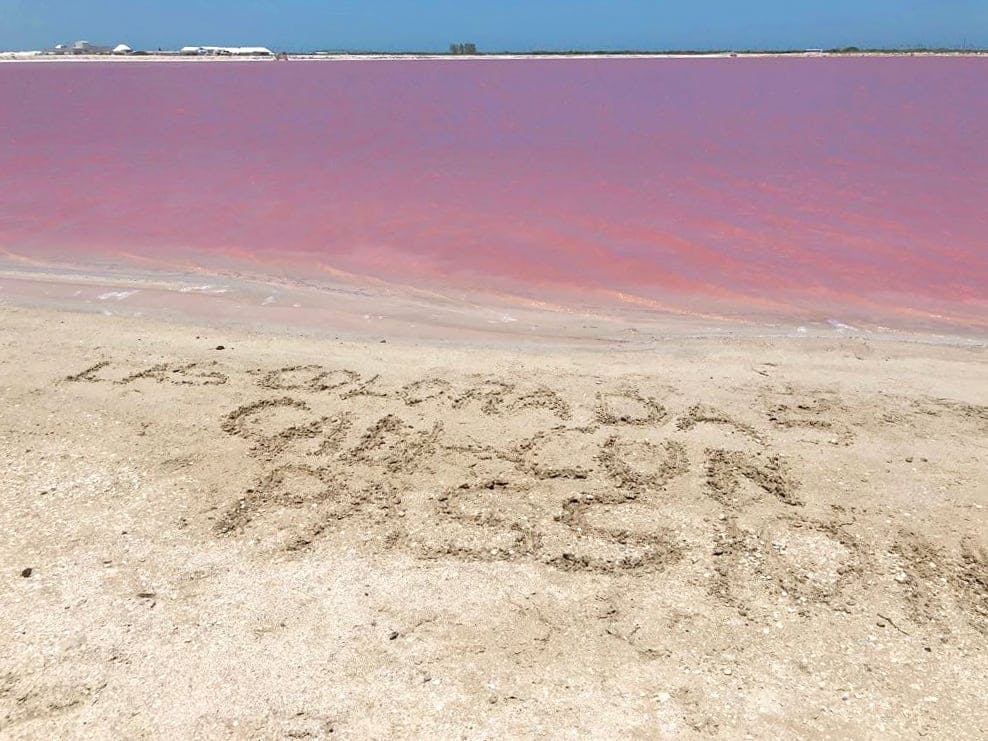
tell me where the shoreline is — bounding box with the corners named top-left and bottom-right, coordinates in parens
top-left (3, 51), bottom-right (988, 63)
top-left (1, 260), bottom-right (985, 350)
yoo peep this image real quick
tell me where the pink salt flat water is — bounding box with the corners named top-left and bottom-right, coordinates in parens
top-left (1, 58), bottom-right (986, 332)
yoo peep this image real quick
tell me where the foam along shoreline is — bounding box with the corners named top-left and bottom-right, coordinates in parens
top-left (0, 263), bottom-right (984, 349)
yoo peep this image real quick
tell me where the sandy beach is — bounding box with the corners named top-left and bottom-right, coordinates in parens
top-left (1, 302), bottom-right (985, 737)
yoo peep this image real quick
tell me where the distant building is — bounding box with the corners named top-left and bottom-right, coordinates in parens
top-left (72, 40), bottom-right (111, 54)
top-left (112, 44), bottom-right (133, 55)
top-left (49, 40), bottom-right (112, 55)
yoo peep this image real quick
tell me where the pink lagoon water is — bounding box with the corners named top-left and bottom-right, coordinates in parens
top-left (1, 58), bottom-right (986, 333)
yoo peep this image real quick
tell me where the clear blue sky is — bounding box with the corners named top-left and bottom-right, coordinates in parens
top-left (1, 0), bottom-right (986, 52)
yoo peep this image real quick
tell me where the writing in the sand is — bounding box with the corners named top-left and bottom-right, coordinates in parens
top-left (61, 358), bottom-right (988, 633)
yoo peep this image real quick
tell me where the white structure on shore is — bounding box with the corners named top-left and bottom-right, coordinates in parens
top-left (48, 40), bottom-right (115, 55)
top-left (180, 46), bottom-right (273, 56)
top-left (112, 44), bottom-right (133, 55)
